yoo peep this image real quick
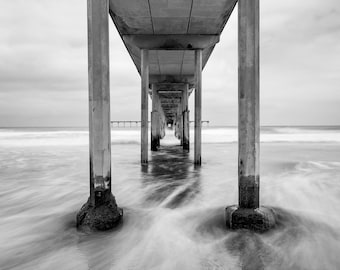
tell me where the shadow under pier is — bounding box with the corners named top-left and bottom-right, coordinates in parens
top-left (141, 145), bottom-right (201, 209)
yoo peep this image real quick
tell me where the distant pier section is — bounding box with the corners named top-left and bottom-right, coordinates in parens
top-left (111, 120), bottom-right (148, 127)
top-left (111, 120), bottom-right (210, 127)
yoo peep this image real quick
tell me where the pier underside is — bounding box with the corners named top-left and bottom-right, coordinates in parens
top-left (109, 0), bottom-right (238, 164)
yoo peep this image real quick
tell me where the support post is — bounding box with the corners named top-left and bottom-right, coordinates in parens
top-left (159, 107), bottom-right (166, 140)
top-left (182, 84), bottom-right (190, 150)
top-left (194, 50), bottom-right (202, 165)
top-left (225, 0), bottom-right (275, 232)
top-left (141, 49), bottom-right (149, 163)
top-left (179, 98), bottom-right (183, 145)
top-left (151, 84), bottom-right (160, 151)
top-left (77, 0), bottom-right (122, 231)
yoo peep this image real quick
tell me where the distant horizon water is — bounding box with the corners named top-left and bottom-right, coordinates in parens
top-left (1, 124), bottom-right (340, 128)
top-left (1, 126), bottom-right (340, 147)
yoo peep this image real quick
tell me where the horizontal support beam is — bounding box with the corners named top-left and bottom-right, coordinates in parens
top-left (161, 104), bottom-right (181, 107)
top-left (157, 83), bottom-right (187, 89)
top-left (123, 35), bottom-right (220, 50)
top-left (148, 84), bottom-right (187, 94)
top-left (149, 75), bottom-right (195, 84)
top-left (158, 90), bottom-right (183, 94)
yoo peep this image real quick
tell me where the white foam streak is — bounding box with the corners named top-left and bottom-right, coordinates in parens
top-left (0, 127), bottom-right (339, 147)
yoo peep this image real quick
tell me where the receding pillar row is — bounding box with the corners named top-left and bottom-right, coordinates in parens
top-left (225, 0), bottom-right (275, 232)
top-left (182, 84), bottom-right (190, 150)
top-left (141, 49), bottom-right (149, 163)
top-left (194, 50), bottom-right (202, 165)
top-left (77, 0), bottom-right (122, 230)
top-left (151, 84), bottom-right (160, 151)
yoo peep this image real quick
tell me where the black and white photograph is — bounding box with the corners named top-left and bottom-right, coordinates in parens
top-left (0, 0), bottom-right (340, 269)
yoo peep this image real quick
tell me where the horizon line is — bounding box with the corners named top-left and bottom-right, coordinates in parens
top-left (1, 124), bottom-right (340, 128)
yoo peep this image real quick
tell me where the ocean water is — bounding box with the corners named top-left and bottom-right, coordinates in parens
top-left (0, 126), bottom-right (340, 270)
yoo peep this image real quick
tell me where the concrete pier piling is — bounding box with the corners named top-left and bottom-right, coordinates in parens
top-left (225, 0), bottom-right (275, 232)
top-left (141, 49), bottom-right (149, 163)
top-left (151, 84), bottom-right (161, 151)
top-left (182, 84), bottom-right (190, 150)
top-left (194, 50), bottom-right (202, 165)
top-left (179, 98), bottom-right (184, 146)
top-left (77, 0), bottom-right (122, 231)
top-left (174, 99), bottom-right (184, 144)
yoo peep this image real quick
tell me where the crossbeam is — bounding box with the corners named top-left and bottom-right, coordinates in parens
top-left (149, 75), bottom-right (195, 84)
top-left (123, 34), bottom-right (220, 50)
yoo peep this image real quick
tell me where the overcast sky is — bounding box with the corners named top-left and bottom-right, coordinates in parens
top-left (0, 0), bottom-right (339, 127)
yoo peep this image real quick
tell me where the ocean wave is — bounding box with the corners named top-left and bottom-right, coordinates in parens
top-left (0, 127), bottom-right (339, 147)
top-left (294, 161), bottom-right (340, 172)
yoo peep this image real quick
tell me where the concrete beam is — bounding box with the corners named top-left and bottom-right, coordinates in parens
top-left (149, 75), bottom-right (195, 84)
top-left (158, 91), bottom-right (183, 94)
top-left (77, 0), bottom-right (122, 231)
top-left (156, 83), bottom-right (187, 90)
top-left (152, 83), bottom-right (194, 96)
top-left (123, 34), bottom-right (220, 50)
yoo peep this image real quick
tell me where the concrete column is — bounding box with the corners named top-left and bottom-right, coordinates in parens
top-left (182, 84), bottom-right (190, 150)
top-left (174, 106), bottom-right (180, 140)
top-left (151, 84), bottom-right (160, 151)
top-left (159, 107), bottom-right (166, 140)
top-left (77, 0), bottom-right (122, 231)
top-left (141, 49), bottom-right (149, 163)
top-left (225, 0), bottom-right (275, 232)
top-left (238, 0), bottom-right (260, 209)
top-left (179, 98), bottom-right (183, 145)
top-left (194, 50), bottom-right (202, 165)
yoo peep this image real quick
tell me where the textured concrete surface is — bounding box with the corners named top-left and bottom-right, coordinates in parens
top-left (182, 86), bottom-right (190, 150)
top-left (224, 1), bottom-right (272, 233)
top-left (151, 85), bottom-right (161, 151)
top-left (225, 206), bottom-right (276, 232)
top-left (88, 0), bottom-right (112, 205)
top-left (81, 0), bottom-right (122, 231)
top-left (123, 34), bottom-right (219, 50)
top-left (194, 50), bottom-right (202, 164)
top-left (77, 190), bottom-right (123, 231)
top-left (238, 0), bottom-right (260, 208)
top-left (239, 175), bottom-right (259, 209)
top-left (151, 111), bottom-right (160, 151)
top-left (141, 49), bottom-right (149, 164)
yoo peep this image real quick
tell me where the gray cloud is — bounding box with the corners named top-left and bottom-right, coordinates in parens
top-left (0, 0), bottom-right (339, 126)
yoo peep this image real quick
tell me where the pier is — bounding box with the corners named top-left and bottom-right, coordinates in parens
top-left (77, 0), bottom-right (276, 232)
top-left (111, 120), bottom-right (149, 127)
top-left (110, 120), bottom-right (209, 127)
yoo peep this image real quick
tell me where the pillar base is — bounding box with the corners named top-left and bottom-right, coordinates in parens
top-left (225, 205), bottom-right (276, 232)
top-left (183, 141), bottom-right (189, 151)
top-left (76, 192), bottom-right (123, 231)
top-left (151, 136), bottom-right (159, 151)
